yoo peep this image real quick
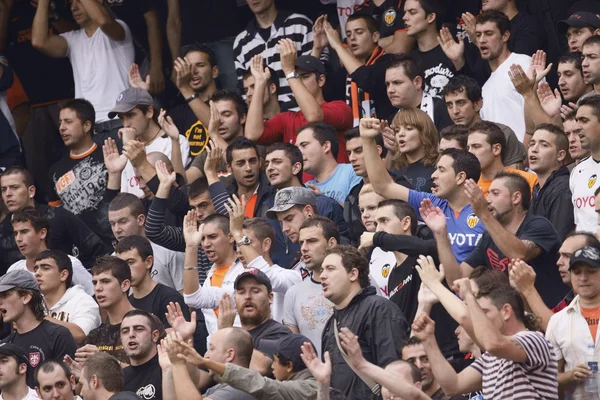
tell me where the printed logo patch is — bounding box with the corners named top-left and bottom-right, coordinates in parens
top-left (381, 263), bottom-right (391, 279)
top-left (467, 213), bottom-right (479, 228)
top-left (590, 174), bottom-right (598, 189)
top-left (383, 8), bottom-right (396, 26)
top-left (29, 352), bottom-right (41, 367)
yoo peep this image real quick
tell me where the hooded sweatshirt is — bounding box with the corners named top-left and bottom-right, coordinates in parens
top-left (47, 284), bottom-right (101, 335)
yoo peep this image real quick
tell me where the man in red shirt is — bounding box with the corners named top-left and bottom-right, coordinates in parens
top-left (244, 39), bottom-right (353, 168)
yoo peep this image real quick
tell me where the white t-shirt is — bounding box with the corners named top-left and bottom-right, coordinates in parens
top-left (0, 387), bottom-right (41, 400)
top-left (282, 277), bottom-right (333, 357)
top-left (570, 156), bottom-right (600, 233)
top-left (369, 247), bottom-right (396, 298)
top-left (481, 52), bottom-right (531, 142)
top-left (60, 20), bottom-right (134, 123)
top-left (320, 0), bottom-right (364, 39)
top-left (48, 285), bottom-right (101, 335)
top-left (8, 255), bottom-right (94, 296)
top-left (151, 242), bottom-right (185, 291)
top-left (121, 135), bottom-right (190, 197)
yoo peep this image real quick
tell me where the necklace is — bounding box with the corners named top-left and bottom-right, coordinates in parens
top-left (144, 126), bottom-right (162, 146)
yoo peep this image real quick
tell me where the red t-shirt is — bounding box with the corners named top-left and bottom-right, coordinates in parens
top-left (258, 101), bottom-right (353, 181)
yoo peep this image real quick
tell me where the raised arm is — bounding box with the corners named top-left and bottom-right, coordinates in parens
top-left (79, 0), bottom-right (125, 41)
top-left (103, 138), bottom-right (127, 191)
top-left (158, 109), bottom-right (186, 179)
top-left (174, 57), bottom-right (211, 126)
top-left (226, 194), bottom-right (262, 265)
top-left (31, 0), bottom-right (68, 58)
top-left (378, 31), bottom-right (414, 55)
top-left (360, 118), bottom-right (409, 201)
top-left (244, 55), bottom-right (270, 141)
top-left (510, 259), bottom-right (554, 332)
top-left (182, 210), bottom-right (202, 295)
top-left (143, 9), bottom-right (165, 94)
top-left (322, 16), bottom-right (362, 75)
top-left (165, 0), bottom-right (181, 62)
top-left (438, 27), bottom-right (465, 71)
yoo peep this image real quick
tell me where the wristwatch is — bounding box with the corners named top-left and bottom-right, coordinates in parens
top-left (237, 236), bottom-right (252, 246)
top-left (286, 71), bottom-right (300, 80)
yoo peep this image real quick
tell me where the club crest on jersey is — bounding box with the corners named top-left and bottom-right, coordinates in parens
top-left (381, 263), bottom-right (391, 278)
top-left (590, 174), bottom-right (598, 189)
top-left (467, 213), bottom-right (479, 228)
top-left (383, 8), bottom-right (396, 26)
top-left (29, 352), bottom-right (41, 367)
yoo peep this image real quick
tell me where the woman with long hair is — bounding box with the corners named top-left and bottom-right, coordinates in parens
top-left (391, 108), bottom-right (439, 193)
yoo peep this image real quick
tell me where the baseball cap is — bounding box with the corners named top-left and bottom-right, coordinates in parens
top-left (0, 270), bottom-right (40, 293)
top-left (569, 245), bottom-right (600, 270)
top-left (557, 12), bottom-right (600, 34)
top-left (266, 187), bottom-right (317, 220)
top-left (0, 343), bottom-right (30, 367)
top-left (258, 334), bottom-right (313, 370)
top-left (108, 88), bottom-right (154, 119)
top-left (295, 55), bottom-right (326, 75)
top-left (234, 268), bottom-right (272, 292)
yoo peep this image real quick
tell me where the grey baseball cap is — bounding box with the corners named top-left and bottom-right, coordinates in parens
top-left (0, 270), bottom-right (40, 293)
top-left (108, 87), bottom-right (154, 119)
top-left (266, 187), bottom-right (317, 220)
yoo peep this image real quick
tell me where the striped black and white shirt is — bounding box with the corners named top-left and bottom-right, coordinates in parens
top-left (469, 330), bottom-right (559, 399)
top-left (233, 10), bottom-right (313, 111)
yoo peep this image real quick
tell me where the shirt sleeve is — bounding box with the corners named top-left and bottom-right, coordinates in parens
top-left (321, 101), bottom-right (353, 131)
top-left (519, 217), bottom-right (560, 254)
top-left (545, 314), bottom-right (564, 362)
top-left (257, 114), bottom-right (288, 145)
top-left (70, 257), bottom-right (94, 296)
top-left (514, 331), bottom-right (553, 370)
top-left (52, 325), bottom-right (77, 360)
top-left (282, 287), bottom-right (298, 328)
top-left (407, 190), bottom-right (440, 220)
top-left (183, 283), bottom-right (229, 310)
top-left (247, 257), bottom-right (302, 294)
top-left (144, 197), bottom-right (186, 252)
top-left (67, 295), bottom-right (102, 335)
top-left (169, 251), bottom-right (185, 291)
top-left (159, 291), bottom-right (190, 328)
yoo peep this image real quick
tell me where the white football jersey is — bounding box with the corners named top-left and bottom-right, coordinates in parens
top-left (570, 156), bottom-right (600, 233)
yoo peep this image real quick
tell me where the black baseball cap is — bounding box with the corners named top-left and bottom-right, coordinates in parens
top-left (570, 245), bottom-right (600, 270)
top-left (0, 270), bottom-right (40, 293)
top-left (0, 343), bottom-right (30, 367)
top-left (234, 268), bottom-right (272, 292)
top-left (258, 334), bottom-right (313, 370)
top-left (557, 12), bottom-right (600, 34)
top-left (108, 88), bottom-right (154, 119)
top-left (295, 55), bottom-right (326, 75)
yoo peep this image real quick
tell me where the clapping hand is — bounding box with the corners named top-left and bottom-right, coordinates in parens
top-left (102, 138), bottom-right (127, 174)
top-left (250, 55), bottom-right (271, 86)
top-left (158, 109), bottom-right (180, 141)
top-left (339, 327), bottom-right (366, 370)
top-left (183, 210), bottom-right (204, 247)
top-left (175, 336), bottom-right (207, 367)
top-left (415, 255), bottom-right (444, 289)
top-left (438, 26), bottom-right (464, 64)
top-left (463, 179), bottom-right (489, 217)
top-left (300, 343), bottom-right (332, 385)
top-left (217, 293), bottom-right (236, 330)
top-left (224, 194), bottom-right (246, 236)
top-left (129, 63), bottom-right (151, 91)
top-left (155, 160), bottom-right (176, 189)
top-left (419, 199), bottom-right (447, 235)
top-left (537, 82), bottom-right (562, 118)
top-left (411, 313), bottom-right (436, 342)
top-left (527, 50), bottom-right (552, 83)
top-left (165, 302), bottom-right (197, 341)
top-left (174, 57), bottom-right (193, 91)
top-left (278, 38), bottom-right (298, 76)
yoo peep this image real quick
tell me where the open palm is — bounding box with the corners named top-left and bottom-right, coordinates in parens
top-left (301, 344), bottom-right (331, 384)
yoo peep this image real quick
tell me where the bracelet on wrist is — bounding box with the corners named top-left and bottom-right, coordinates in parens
top-left (183, 266), bottom-right (197, 271)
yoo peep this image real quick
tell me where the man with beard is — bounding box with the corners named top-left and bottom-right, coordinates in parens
top-left (580, 36), bottom-right (600, 98)
top-left (121, 310), bottom-right (162, 400)
top-left (557, 53), bottom-right (591, 105)
top-left (283, 217), bottom-right (337, 356)
top-left (421, 172), bottom-right (565, 307)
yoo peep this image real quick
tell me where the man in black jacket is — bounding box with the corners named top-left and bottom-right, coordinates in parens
top-left (320, 245), bottom-right (408, 400)
top-left (528, 124), bottom-right (574, 240)
top-left (0, 167), bottom-right (110, 273)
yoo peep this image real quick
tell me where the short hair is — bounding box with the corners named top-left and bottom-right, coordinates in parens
top-left (0, 166), bottom-right (34, 188)
top-left (385, 54), bottom-right (424, 82)
top-left (419, 0), bottom-right (446, 28)
top-left (392, 108), bottom-right (439, 168)
top-left (476, 10), bottom-right (510, 35)
top-left (469, 266), bottom-right (509, 294)
top-left (565, 231), bottom-right (600, 248)
top-left (34, 360), bottom-right (73, 388)
top-left (203, 213), bottom-right (230, 236)
top-left (11, 207), bottom-right (49, 234)
top-left (324, 245), bottom-right (370, 288)
top-left (493, 170), bottom-right (531, 209)
top-left (578, 94), bottom-right (600, 120)
top-left (181, 42), bottom-right (217, 67)
top-left (188, 178), bottom-right (210, 199)
top-left (82, 353), bottom-right (123, 393)
top-left (122, 309), bottom-right (159, 333)
top-left (344, 126), bottom-right (388, 158)
top-left (385, 359), bottom-right (422, 384)
top-left (533, 123), bottom-right (569, 155)
top-left (91, 255), bottom-right (132, 285)
top-left (243, 218), bottom-right (275, 244)
top-left (224, 328), bottom-right (254, 367)
top-left (583, 35), bottom-right (600, 50)
top-left (211, 89), bottom-right (248, 118)
top-left (564, 109), bottom-right (578, 122)
top-left (477, 284), bottom-right (540, 331)
top-left (115, 235), bottom-right (154, 261)
top-left (443, 74), bottom-right (482, 102)
top-left (59, 98), bottom-right (96, 133)
top-left (439, 148), bottom-right (481, 182)
top-left (297, 122), bottom-right (339, 160)
top-left (400, 336), bottom-right (423, 357)
top-left (469, 121), bottom-right (506, 157)
top-left (265, 142), bottom-right (304, 180)
top-left (440, 125), bottom-right (468, 149)
top-left (299, 216), bottom-right (341, 243)
top-left (346, 13), bottom-right (379, 33)
top-left (226, 136), bottom-right (259, 165)
top-left (35, 250), bottom-right (73, 288)
top-left (377, 199), bottom-right (418, 235)
top-left (559, 52), bottom-right (584, 76)
top-left (108, 193), bottom-right (145, 218)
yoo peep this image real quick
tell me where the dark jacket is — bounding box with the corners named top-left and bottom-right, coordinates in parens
top-left (529, 166), bottom-right (574, 241)
top-left (146, 172), bottom-right (189, 226)
top-left (0, 203), bottom-right (111, 273)
top-left (321, 286), bottom-right (409, 400)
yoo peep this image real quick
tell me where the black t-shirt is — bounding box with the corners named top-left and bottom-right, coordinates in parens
top-left (464, 214), bottom-right (567, 307)
top-left (388, 256), bottom-right (459, 358)
top-left (431, 388), bottom-right (468, 400)
top-left (394, 159), bottom-right (435, 193)
top-left (509, 12), bottom-right (542, 57)
top-left (354, 0), bottom-right (406, 39)
top-left (1, 320), bottom-right (77, 387)
top-left (123, 354), bottom-right (162, 400)
top-left (248, 319), bottom-right (292, 349)
top-left (86, 322), bottom-right (129, 364)
top-left (169, 103), bottom-right (209, 160)
top-left (48, 144), bottom-right (113, 247)
top-left (410, 45), bottom-right (455, 99)
top-left (5, 0), bottom-right (74, 104)
top-left (129, 283), bottom-right (189, 328)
